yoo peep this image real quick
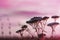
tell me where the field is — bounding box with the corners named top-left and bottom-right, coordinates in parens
top-left (0, 37), bottom-right (60, 40)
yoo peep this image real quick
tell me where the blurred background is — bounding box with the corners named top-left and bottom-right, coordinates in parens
top-left (0, 0), bottom-right (60, 40)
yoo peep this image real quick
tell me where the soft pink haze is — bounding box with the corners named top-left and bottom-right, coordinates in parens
top-left (0, 0), bottom-right (60, 37)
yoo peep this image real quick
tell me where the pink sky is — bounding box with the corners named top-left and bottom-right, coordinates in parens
top-left (0, 0), bottom-right (60, 15)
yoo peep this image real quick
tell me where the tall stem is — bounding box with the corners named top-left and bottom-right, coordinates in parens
top-left (54, 19), bottom-right (56, 22)
top-left (51, 26), bottom-right (55, 40)
top-left (40, 22), bottom-right (44, 33)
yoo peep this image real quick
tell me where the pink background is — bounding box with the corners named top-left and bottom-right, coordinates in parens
top-left (0, 0), bottom-right (60, 37)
